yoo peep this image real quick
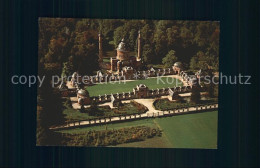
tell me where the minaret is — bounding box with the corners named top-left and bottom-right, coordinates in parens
top-left (137, 30), bottom-right (141, 61)
top-left (98, 33), bottom-right (103, 63)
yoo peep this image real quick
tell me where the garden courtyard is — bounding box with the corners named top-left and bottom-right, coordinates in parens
top-left (85, 76), bottom-right (183, 97)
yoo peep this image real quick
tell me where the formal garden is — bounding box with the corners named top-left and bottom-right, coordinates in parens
top-left (153, 97), bottom-right (218, 111)
top-left (62, 98), bottom-right (148, 122)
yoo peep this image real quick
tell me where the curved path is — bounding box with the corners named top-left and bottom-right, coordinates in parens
top-left (133, 98), bottom-right (161, 114)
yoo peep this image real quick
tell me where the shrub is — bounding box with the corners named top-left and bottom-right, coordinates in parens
top-left (65, 126), bottom-right (162, 147)
top-left (64, 98), bottom-right (72, 108)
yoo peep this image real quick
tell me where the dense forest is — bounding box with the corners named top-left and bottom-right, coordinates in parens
top-left (38, 18), bottom-right (219, 76)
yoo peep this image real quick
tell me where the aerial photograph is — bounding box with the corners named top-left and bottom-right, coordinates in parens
top-left (37, 18), bottom-right (219, 148)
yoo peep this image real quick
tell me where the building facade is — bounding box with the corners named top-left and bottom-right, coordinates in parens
top-left (99, 31), bottom-right (142, 72)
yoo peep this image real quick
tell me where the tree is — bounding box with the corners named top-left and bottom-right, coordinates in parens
top-left (179, 23), bottom-right (194, 47)
top-left (113, 26), bottom-right (127, 48)
top-left (204, 69), bottom-right (218, 98)
top-left (61, 57), bottom-right (74, 78)
top-left (36, 73), bottom-right (66, 146)
top-left (190, 85), bottom-right (201, 104)
top-left (142, 44), bottom-right (154, 64)
top-left (141, 24), bottom-right (153, 43)
top-left (38, 81), bottom-right (65, 128)
top-left (129, 29), bottom-right (138, 50)
top-left (36, 104), bottom-right (48, 145)
top-left (213, 84), bottom-right (219, 97)
top-left (189, 51), bottom-right (215, 71)
top-left (37, 98), bottom-right (64, 146)
top-left (166, 25), bottom-right (179, 47)
top-left (39, 18), bottom-right (219, 74)
top-left (71, 31), bottom-right (99, 75)
top-left (189, 55), bottom-right (199, 70)
top-left (88, 102), bottom-right (99, 116)
top-left (162, 50), bottom-right (178, 68)
top-left (153, 24), bottom-right (168, 63)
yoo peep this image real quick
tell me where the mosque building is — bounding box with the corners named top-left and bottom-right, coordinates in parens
top-left (98, 30), bottom-right (142, 72)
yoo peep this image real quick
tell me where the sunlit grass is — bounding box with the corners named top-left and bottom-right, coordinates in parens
top-left (86, 77), bottom-right (183, 97)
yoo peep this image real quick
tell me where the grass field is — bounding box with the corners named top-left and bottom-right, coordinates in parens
top-left (59, 111), bottom-right (218, 149)
top-left (114, 135), bottom-right (173, 148)
top-left (86, 77), bottom-right (183, 96)
top-left (154, 111), bottom-right (218, 149)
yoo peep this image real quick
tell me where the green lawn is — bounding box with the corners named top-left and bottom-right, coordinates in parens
top-left (154, 111), bottom-right (218, 149)
top-left (86, 77), bottom-right (183, 96)
top-left (58, 111), bottom-right (218, 149)
top-left (114, 136), bottom-right (173, 148)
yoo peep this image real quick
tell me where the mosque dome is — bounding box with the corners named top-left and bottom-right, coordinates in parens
top-left (77, 89), bottom-right (89, 97)
top-left (137, 84), bottom-right (147, 88)
top-left (117, 38), bottom-right (128, 52)
top-left (123, 66), bottom-right (133, 71)
top-left (173, 62), bottom-right (183, 68)
top-left (72, 72), bottom-right (78, 78)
